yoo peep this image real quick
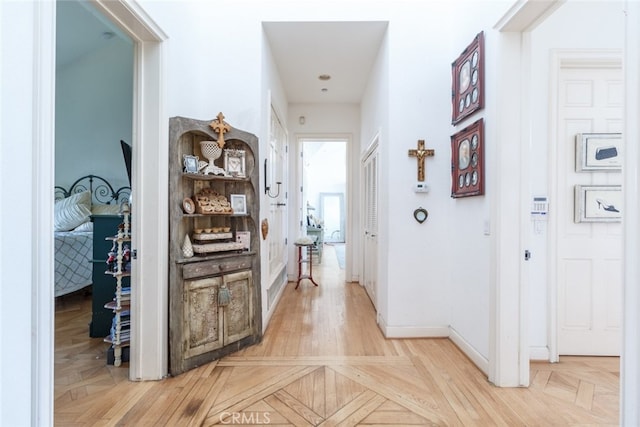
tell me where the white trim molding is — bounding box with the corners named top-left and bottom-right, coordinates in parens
top-left (622, 1), bottom-right (640, 424)
top-left (88, 0), bottom-right (169, 381)
top-left (450, 328), bottom-right (490, 376)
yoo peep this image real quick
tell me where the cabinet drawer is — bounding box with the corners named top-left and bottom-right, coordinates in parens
top-left (182, 257), bottom-right (252, 279)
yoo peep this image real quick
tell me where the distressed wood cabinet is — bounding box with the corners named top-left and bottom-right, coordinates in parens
top-left (168, 115), bottom-right (262, 375)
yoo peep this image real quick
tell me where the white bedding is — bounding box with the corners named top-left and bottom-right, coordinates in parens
top-left (54, 230), bottom-right (93, 297)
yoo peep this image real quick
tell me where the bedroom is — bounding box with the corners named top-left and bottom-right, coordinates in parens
top-left (54, 0), bottom-right (134, 353)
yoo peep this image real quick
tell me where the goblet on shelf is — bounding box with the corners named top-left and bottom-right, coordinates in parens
top-left (199, 140), bottom-right (227, 176)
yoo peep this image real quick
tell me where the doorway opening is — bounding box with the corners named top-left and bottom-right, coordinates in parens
top-left (54, 0), bottom-right (134, 371)
top-left (301, 138), bottom-right (348, 269)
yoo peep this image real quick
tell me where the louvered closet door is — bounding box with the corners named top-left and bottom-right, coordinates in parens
top-left (362, 144), bottom-right (379, 309)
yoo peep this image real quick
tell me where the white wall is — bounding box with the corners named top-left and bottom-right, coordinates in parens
top-left (1, 0), bottom-right (56, 424)
top-left (360, 30), bottom-right (390, 320)
top-left (445, 1), bottom-right (514, 366)
top-left (527, 0), bottom-right (625, 357)
top-left (55, 39), bottom-right (133, 190)
top-left (260, 24), bottom-right (289, 326)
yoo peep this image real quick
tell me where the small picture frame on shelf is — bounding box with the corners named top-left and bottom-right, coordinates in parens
top-left (451, 118), bottom-right (484, 198)
top-left (224, 149), bottom-right (246, 177)
top-left (183, 154), bottom-right (200, 174)
top-left (451, 32), bottom-right (484, 125)
top-left (230, 194), bottom-right (247, 215)
top-left (182, 197), bottom-right (195, 214)
top-left (574, 185), bottom-right (622, 223)
top-left (575, 133), bottom-right (622, 172)
top-left (236, 231), bottom-right (250, 250)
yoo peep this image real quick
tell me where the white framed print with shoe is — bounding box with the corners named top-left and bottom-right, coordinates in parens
top-left (574, 185), bottom-right (622, 223)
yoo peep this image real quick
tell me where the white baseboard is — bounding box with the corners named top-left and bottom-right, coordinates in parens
top-left (449, 327), bottom-right (490, 376)
top-left (262, 277), bottom-right (288, 334)
top-left (378, 317), bottom-right (449, 338)
top-left (529, 346), bottom-right (550, 361)
top-left (377, 321), bottom-right (489, 375)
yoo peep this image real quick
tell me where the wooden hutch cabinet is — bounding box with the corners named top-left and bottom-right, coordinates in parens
top-left (168, 114), bottom-right (262, 375)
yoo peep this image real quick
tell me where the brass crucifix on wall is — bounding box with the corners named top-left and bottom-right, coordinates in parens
top-left (408, 139), bottom-right (435, 182)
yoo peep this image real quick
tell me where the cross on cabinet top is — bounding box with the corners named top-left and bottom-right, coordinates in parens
top-left (408, 140), bottom-right (435, 182)
top-left (209, 112), bottom-right (230, 148)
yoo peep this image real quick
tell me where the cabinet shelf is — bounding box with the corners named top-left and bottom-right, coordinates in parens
top-left (182, 213), bottom-right (250, 218)
top-left (183, 172), bottom-right (250, 182)
top-left (104, 337), bottom-right (130, 345)
top-left (105, 271), bottom-right (131, 277)
top-left (176, 250), bottom-right (255, 265)
top-left (104, 301), bottom-right (131, 311)
top-left (105, 236), bottom-right (131, 242)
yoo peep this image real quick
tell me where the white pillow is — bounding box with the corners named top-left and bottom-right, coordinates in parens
top-left (73, 221), bottom-right (94, 232)
top-left (54, 191), bottom-right (92, 231)
top-left (91, 204), bottom-right (121, 215)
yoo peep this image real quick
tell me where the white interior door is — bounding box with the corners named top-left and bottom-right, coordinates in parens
top-left (362, 143), bottom-right (379, 309)
top-left (267, 106), bottom-right (288, 281)
top-left (556, 61), bottom-right (623, 355)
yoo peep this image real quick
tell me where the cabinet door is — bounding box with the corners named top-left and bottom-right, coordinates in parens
top-left (223, 270), bottom-right (253, 344)
top-left (183, 276), bottom-right (224, 359)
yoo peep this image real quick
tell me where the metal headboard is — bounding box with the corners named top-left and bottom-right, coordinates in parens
top-left (54, 174), bottom-right (131, 205)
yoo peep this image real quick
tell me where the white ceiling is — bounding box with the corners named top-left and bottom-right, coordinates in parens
top-left (56, 1), bottom-right (130, 69)
top-left (57, 2), bottom-right (387, 104)
top-left (263, 21), bottom-right (388, 104)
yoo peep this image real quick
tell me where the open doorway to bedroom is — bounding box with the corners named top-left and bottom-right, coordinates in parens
top-left (301, 138), bottom-right (348, 270)
top-left (54, 0), bottom-right (134, 372)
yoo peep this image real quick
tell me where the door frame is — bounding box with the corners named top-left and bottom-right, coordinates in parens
top-left (297, 134), bottom-right (352, 280)
top-left (91, 0), bottom-right (168, 382)
top-left (547, 50), bottom-right (623, 362)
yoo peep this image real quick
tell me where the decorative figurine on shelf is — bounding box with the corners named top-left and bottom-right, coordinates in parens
top-left (122, 244), bottom-right (132, 272)
top-left (106, 250), bottom-right (117, 272)
top-left (182, 235), bottom-right (194, 258)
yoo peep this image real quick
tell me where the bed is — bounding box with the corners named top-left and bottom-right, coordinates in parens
top-left (54, 175), bottom-right (131, 297)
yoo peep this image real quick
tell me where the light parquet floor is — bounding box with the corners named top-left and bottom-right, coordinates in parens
top-left (55, 244), bottom-right (619, 426)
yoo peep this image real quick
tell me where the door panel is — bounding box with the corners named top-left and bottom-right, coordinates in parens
top-left (267, 107), bottom-right (288, 280)
top-left (556, 64), bottom-right (622, 355)
top-left (183, 276), bottom-right (224, 359)
top-left (224, 270), bottom-right (253, 343)
top-left (362, 144), bottom-right (379, 309)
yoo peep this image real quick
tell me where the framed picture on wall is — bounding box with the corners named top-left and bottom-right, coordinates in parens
top-left (451, 118), bottom-right (484, 198)
top-left (451, 32), bottom-right (484, 125)
top-left (574, 185), bottom-right (622, 223)
top-left (575, 133), bottom-right (622, 172)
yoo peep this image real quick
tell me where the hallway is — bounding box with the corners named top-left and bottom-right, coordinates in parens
top-left (55, 245), bottom-right (619, 425)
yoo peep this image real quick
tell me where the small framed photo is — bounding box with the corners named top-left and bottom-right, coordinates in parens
top-left (574, 185), bottom-right (622, 223)
top-left (224, 149), bottom-right (246, 177)
top-left (230, 194), bottom-right (247, 215)
top-left (182, 197), bottom-right (195, 214)
top-left (451, 118), bottom-right (484, 198)
top-left (452, 32), bottom-right (484, 125)
top-left (576, 133), bottom-right (622, 172)
top-left (183, 154), bottom-right (200, 174)
top-left (236, 231), bottom-right (250, 250)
